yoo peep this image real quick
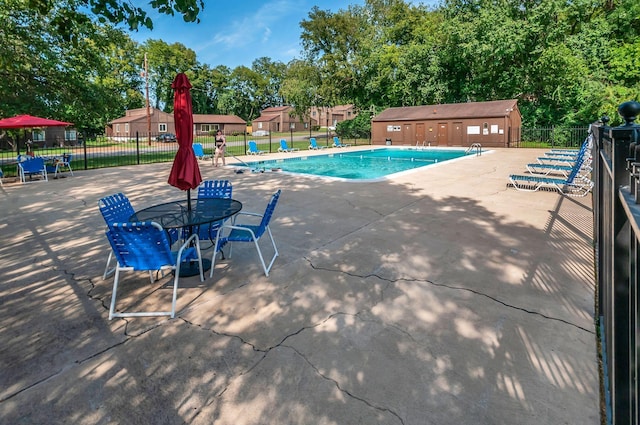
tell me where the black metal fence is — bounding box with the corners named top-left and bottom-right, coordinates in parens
top-left (0, 125), bottom-right (601, 178)
top-left (592, 101), bottom-right (640, 425)
top-left (511, 126), bottom-right (591, 148)
top-left (0, 131), bottom-right (368, 177)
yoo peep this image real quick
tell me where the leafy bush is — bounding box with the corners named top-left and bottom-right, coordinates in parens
top-left (336, 113), bottom-right (371, 139)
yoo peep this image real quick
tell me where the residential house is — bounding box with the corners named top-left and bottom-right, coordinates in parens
top-left (309, 104), bottom-right (357, 128)
top-left (371, 99), bottom-right (521, 147)
top-left (193, 114), bottom-right (246, 136)
top-left (106, 107), bottom-right (246, 140)
top-left (252, 106), bottom-right (317, 134)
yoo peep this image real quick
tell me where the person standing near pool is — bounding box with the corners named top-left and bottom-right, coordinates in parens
top-left (214, 130), bottom-right (226, 167)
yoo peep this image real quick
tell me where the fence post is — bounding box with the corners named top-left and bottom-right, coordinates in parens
top-left (136, 132), bottom-right (140, 165)
top-left (596, 100), bottom-right (640, 425)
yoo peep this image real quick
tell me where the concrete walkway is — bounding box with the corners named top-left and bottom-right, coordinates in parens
top-left (0, 147), bottom-right (599, 424)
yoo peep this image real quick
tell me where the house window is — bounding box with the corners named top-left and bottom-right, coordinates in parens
top-left (124, 123), bottom-right (129, 133)
top-left (483, 122), bottom-right (489, 135)
top-left (347, 111), bottom-right (352, 117)
top-left (201, 124), bottom-right (211, 132)
top-left (32, 130), bottom-right (45, 141)
top-left (115, 124), bottom-right (120, 133)
top-left (312, 111), bottom-right (316, 117)
top-left (258, 122), bottom-right (263, 129)
top-left (159, 123), bottom-right (167, 132)
top-left (65, 129), bottom-right (77, 140)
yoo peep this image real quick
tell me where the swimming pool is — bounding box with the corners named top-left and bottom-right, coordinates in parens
top-left (237, 147), bottom-right (480, 180)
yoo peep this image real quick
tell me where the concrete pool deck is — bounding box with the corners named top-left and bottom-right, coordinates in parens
top-left (0, 147), bottom-right (599, 424)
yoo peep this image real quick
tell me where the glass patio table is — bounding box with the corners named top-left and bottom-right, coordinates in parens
top-left (130, 198), bottom-right (242, 276)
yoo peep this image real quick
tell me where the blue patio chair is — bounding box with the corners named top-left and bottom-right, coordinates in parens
top-left (99, 193), bottom-right (136, 279)
top-left (196, 180), bottom-right (233, 246)
top-left (278, 139), bottom-right (299, 152)
top-left (192, 143), bottom-right (211, 160)
top-left (211, 189), bottom-right (281, 277)
top-left (333, 136), bottom-right (351, 148)
top-left (53, 153), bottom-right (73, 177)
top-left (18, 157), bottom-right (47, 183)
top-left (509, 155), bottom-right (593, 197)
top-left (308, 138), bottom-right (327, 150)
top-left (105, 221), bottom-right (204, 319)
top-left (0, 168), bottom-right (4, 187)
top-left (98, 193), bottom-right (181, 279)
top-left (247, 140), bottom-right (265, 155)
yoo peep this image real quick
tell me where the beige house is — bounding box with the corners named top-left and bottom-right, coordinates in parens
top-left (309, 104), bottom-right (356, 128)
top-left (252, 106), bottom-right (316, 134)
top-left (106, 108), bottom-right (246, 139)
top-left (371, 99), bottom-right (521, 147)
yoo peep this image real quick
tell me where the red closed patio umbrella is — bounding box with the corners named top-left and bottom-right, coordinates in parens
top-left (168, 73), bottom-right (202, 209)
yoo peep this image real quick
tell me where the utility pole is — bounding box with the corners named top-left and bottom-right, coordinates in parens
top-left (144, 53), bottom-right (151, 146)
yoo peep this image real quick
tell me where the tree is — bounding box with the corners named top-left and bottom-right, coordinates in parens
top-left (26, 0), bottom-right (204, 41)
top-left (0, 0), bottom-right (144, 135)
top-left (280, 60), bottom-right (321, 124)
top-left (140, 39), bottom-right (197, 111)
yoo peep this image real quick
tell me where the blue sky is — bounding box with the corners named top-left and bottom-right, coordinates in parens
top-left (127, 0), bottom-right (437, 69)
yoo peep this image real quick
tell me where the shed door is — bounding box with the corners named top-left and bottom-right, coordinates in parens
top-left (437, 123), bottom-right (448, 146)
top-left (453, 122), bottom-right (463, 146)
top-left (416, 123), bottom-right (425, 145)
top-left (403, 124), bottom-right (412, 144)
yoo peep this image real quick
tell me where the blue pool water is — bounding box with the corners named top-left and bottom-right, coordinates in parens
top-left (238, 148), bottom-right (477, 180)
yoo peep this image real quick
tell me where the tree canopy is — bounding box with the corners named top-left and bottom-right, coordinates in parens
top-left (1, 0), bottom-right (639, 137)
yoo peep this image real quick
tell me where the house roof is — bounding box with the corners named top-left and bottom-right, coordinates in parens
top-left (193, 114), bottom-right (246, 124)
top-left (373, 100), bottom-right (519, 122)
top-left (109, 110), bottom-right (245, 125)
top-left (109, 115), bottom-right (147, 124)
top-left (331, 104), bottom-right (354, 112)
top-left (261, 106), bottom-right (291, 114)
top-left (253, 115), bottom-right (279, 123)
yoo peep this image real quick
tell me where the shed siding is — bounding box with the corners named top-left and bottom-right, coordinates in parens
top-left (372, 100), bottom-right (521, 147)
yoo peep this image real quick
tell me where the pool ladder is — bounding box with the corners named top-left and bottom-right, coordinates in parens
top-left (466, 143), bottom-right (482, 156)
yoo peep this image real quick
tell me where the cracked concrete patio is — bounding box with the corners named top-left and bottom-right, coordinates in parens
top-left (0, 147), bottom-right (599, 424)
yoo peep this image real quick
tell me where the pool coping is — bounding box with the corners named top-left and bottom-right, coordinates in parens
top-left (226, 145), bottom-right (495, 182)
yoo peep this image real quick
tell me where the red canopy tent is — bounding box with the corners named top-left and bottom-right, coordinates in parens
top-left (0, 114), bottom-right (73, 155)
top-left (0, 114), bottom-right (72, 129)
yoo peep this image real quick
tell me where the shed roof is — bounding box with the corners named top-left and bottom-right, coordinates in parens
top-left (373, 99), bottom-right (519, 122)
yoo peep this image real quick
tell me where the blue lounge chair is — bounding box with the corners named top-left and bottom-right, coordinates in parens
top-left (18, 157), bottom-right (47, 183)
top-left (509, 155), bottom-right (593, 197)
top-left (278, 139), bottom-right (299, 152)
top-left (526, 152), bottom-right (592, 177)
top-left (308, 138), bottom-right (327, 150)
top-left (192, 143), bottom-right (211, 160)
top-left (247, 140), bottom-right (265, 155)
top-left (333, 136), bottom-right (351, 148)
top-left (537, 134), bottom-right (592, 164)
top-left (211, 190), bottom-right (281, 277)
top-left (105, 221), bottom-right (204, 319)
